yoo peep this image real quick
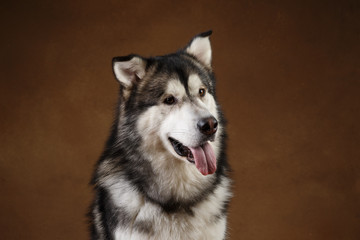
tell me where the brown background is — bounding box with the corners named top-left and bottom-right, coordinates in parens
top-left (1, 0), bottom-right (359, 239)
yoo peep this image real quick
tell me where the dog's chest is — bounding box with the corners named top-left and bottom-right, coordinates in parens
top-left (113, 200), bottom-right (227, 240)
top-left (108, 177), bottom-right (230, 240)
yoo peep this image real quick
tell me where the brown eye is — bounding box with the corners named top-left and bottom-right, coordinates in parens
top-left (164, 95), bottom-right (176, 105)
top-left (199, 88), bottom-right (206, 97)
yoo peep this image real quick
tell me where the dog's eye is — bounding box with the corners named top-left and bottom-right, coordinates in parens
top-left (199, 88), bottom-right (206, 97)
top-left (164, 96), bottom-right (176, 105)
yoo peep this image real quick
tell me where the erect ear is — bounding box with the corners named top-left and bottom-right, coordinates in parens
top-left (112, 55), bottom-right (147, 88)
top-left (185, 30), bottom-right (212, 67)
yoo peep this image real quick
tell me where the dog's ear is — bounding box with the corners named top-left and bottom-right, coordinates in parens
top-left (112, 55), bottom-right (146, 88)
top-left (185, 30), bottom-right (212, 67)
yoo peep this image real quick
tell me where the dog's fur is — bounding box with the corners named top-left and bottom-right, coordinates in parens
top-left (90, 31), bottom-right (232, 240)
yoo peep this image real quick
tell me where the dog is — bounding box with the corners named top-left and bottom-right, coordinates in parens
top-left (90, 31), bottom-right (232, 240)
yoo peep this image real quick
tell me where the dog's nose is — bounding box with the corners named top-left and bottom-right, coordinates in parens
top-left (197, 117), bottom-right (218, 136)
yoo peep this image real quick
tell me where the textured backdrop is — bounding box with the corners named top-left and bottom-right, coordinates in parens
top-left (1, 0), bottom-right (359, 239)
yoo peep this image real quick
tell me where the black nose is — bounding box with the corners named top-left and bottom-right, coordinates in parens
top-left (197, 117), bottom-right (218, 136)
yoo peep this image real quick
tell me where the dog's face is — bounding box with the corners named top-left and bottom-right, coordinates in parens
top-left (113, 31), bottom-right (221, 176)
top-left (158, 73), bottom-right (219, 176)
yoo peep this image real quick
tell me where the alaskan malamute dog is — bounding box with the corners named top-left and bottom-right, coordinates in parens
top-left (90, 31), bottom-right (232, 240)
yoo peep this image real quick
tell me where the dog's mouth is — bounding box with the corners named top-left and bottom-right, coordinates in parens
top-left (168, 137), bottom-right (216, 176)
top-left (169, 137), bottom-right (194, 162)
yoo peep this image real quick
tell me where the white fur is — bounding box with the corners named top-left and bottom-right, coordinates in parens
top-left (106, 176), bottom-right (144, 215)
top-left (108, 176), bottom-right (231, 240)
top-left (113, 57), bottom-right (146, 87)
top-left (115, 228), bottom-right (147, 240)
top-left (186, 37), bottom-right (212, 67)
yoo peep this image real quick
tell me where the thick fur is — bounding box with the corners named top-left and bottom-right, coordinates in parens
top-left (90, 31), bottom-right (232, 240)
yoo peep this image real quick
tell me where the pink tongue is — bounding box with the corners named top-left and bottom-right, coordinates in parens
top-left (189, 142), bottom-right (216, 175)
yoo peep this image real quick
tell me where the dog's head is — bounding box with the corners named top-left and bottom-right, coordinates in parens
top-left (112, 31), bottom-right (222, 176)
